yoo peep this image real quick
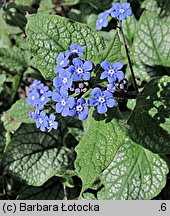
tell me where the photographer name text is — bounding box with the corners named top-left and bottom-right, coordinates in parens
top-left (2, 202), bottom-right (100, 213)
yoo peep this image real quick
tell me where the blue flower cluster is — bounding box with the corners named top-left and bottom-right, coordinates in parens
top-left (87, 61), bottom-right (124, 114)
top-left (53, 44), bottom-right (92, 121)
top-left (27, 80), bottom-right (58, 132)
top-left (27, 43), bottom-right (125, 132)
top-left (27, 44), bottom-right (92, 131)
top-left (96, 2), bottom-right (132, 30)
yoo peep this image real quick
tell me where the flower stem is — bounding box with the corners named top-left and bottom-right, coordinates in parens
top-left (118, 20), bottom-right (138, 93)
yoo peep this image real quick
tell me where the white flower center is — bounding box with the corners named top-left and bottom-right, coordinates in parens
top-left (40, 89), bottom-right (44, 94)
top-left (119, 9), bottom-right (125, 13)
top-left (72, 49), bottom-right (78, 53)
top-left (76, 105), bottom-right (83, 112)
top-left (108, 69), bottom-right (115, 75)
top-left (41, 96), bottom-right (45, 101)
top-left (98, 97), bottom-right (105, 103)
top-left (63, 78), bottom-right (68, 83)
top-left (99, 18), bottom-right (103, 23)
top-left (60, 60), bottom-right (64, 65)
top-left (31, 95), bottom-right (35, 100)
top-left (49, 120), bottom-right (53, 127)
top-left (77, 67), bottom-right (83, 74)
top-left (39, 118), bottom-right (43, 124)
top-left (61, 99), bottom-right (66, 106)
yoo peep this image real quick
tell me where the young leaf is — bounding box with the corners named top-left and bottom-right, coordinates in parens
top-left (2, 124), bottom-right (74, 186)
top-left (26, 14), bottom-right (105, 80)
top-left (128, 76), bottom-right (170, 153)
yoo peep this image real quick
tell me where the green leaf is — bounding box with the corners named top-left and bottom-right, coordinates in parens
top-left (5, 99), bottom-right (34, 124)
top-left (0, 10), bottom-right (22, 36)
top-left (80, 0), bottom-right (113, 10)
top-left (97, 137), bottom-right (168, 200)
top-left (8, 74), bottom-right (21, 105)
top-left (0, 74), bottom-right (6, 94)
top-left (122, 15), bottom-right (137, 47)
top-left (142, 0), bottom-right (170, 22)
top-left (3, 124), bottom-right (74, 186)
top-left (15, 0), bottom-right (37, 6)
top-left (18, 177), bottom-right (80, 200)
top-left (94, 31), bottom-right (123, 65)
top-left (26, 14), bottom-right (105, 80)
top-left (133, 11), bottom-right (170, 78)
top-left (128, 76), bottom-right (170, 153)
top-left (0, 12), bottom-right (12, 48)
top-left (75, 109), bottom-right (125, 191)
top-left (62, 0), bottom-right (80, 6)
top-left (0, 47), bottom-right (28, 73)
top-left (2, 99), bottom-right (34, 132)
top-left (38, 0), bottom-right (53, 14)
top-left (1, 113), bottom-right (21, 133)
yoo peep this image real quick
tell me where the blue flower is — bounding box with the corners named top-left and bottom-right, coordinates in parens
top-left (69, 98), bottom-right (89, 120)
top-left (107, 83), bottom-right (116, 93)
top-left (72, 58), bottom-right (92, 81)
top-left (36, 111), bottom-right (48, 132)
top-left (111, 2), bottom-right (132, 20)
top-left (96, 12), bottom-right (109, 30)
top-left (52, 89), bottom-right (76, 117)
top-left (75, 88), bottom-right (81, 95)
top-left (66, 44), bottom-right (86, 57)
top-left (69, 84), bottom-right (75, 92)
top-left (53, 69), bottom-right (73, 90)
top-left (38, 91), bottom-right (52, 109)
top-left (27, 90), bottom-right (40, 107)
top-left (29, 80), bottom-right (41, 91)
top-left (37, 83), bottom-right (49, 95)
top-left (47, 114), bottom-right (58, 131)
top-left (29, 109), bottom-right (40, 120)
top-left (55, 52), bottom-right (70, 73)
top-left (78, 82), bottom-right (84, 89)
top-left (100, 61), bottom-right (124, 83)
top-left (88, 87), bottom-right (116, 114)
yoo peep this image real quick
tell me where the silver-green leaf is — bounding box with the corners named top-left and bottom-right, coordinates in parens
top-left (26, 14), bottom-right (105, 80)
top-left (97, 138), bottom-right (168, 200)
top-left (3, 124), bottom-right (73, 186)
top-left (133, 11), bottom-right (170, 78)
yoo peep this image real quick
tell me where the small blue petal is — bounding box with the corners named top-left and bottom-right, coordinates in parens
top-left (121, 2), bottom-right (130, 10)
top-left (83, 72), bottom-right (91, 81)
top-left (97, 103), bottom-right (107, 114)
top-left (106, 99), bottom-right (116, 108)
top-left (101, 61), bottom-right (111, 70)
